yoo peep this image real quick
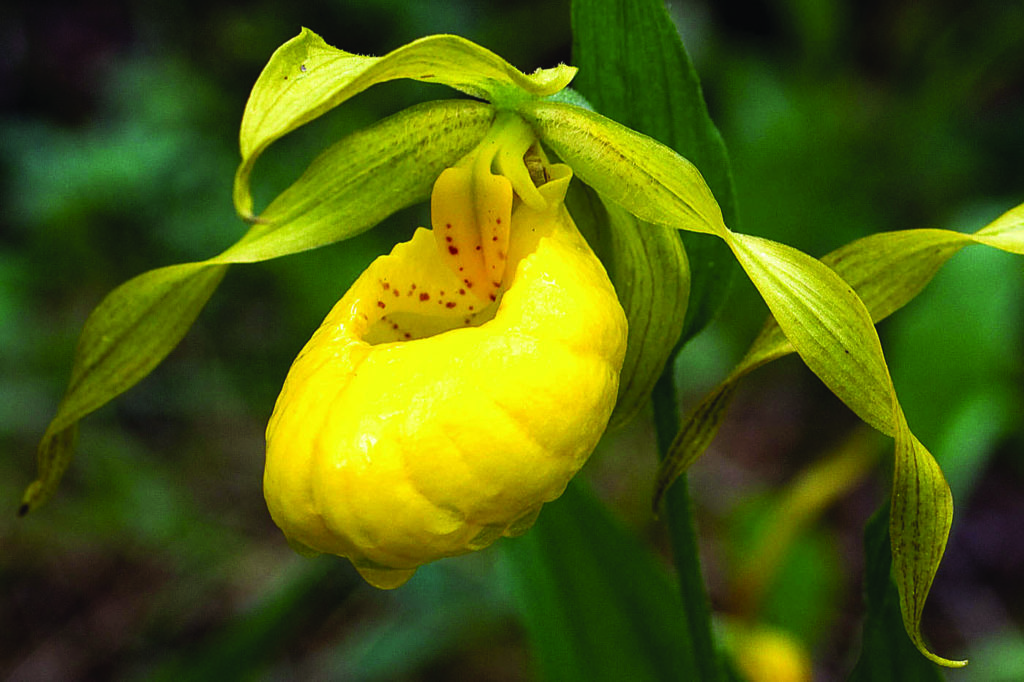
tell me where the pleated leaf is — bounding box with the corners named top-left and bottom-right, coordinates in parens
top-left (235, 28), bottom-right (575, 217)
top-left (22, 101), bottom-right (491, 514)
top-left (498, 478), bottom-right (702, 681)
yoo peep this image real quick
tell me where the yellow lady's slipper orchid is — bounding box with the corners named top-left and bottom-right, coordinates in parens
top-left (263, 116), bottom-right (628, 588)
top-left (27, 27), bottom-right (1017, 666)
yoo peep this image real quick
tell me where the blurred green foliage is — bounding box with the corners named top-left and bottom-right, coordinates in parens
top-left (3, 0), bottom-right (1023, 679)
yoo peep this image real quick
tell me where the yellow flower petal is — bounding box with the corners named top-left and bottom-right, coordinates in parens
top-left (264, 164), bottom-right (627, 588)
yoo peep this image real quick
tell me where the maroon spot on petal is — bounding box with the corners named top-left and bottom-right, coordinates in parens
top-left (459, 289), bottom-right (466, 295)
top-left (392, 323), bottom-right (399, 330)
top-left (445, 301), bottom-right (457, 308)
top-left (492, 236), bottom-right (499, 241)
top-left (419, 293), bottom-right (430, 302)
top-left (445, 223), bottom-right (452, 229)
top-left (489, 293), bottom-right (497, 301)
top-left (445, 236), bottom-right (453, 243)
top-left (495, 217), bottom-right (502, 224)
top-left (377, 300), bottom-right (386, 309)
top-left (404, 332), bottom-right (412, 339)
top-left (448, 245), bottom-right (459, 255)
top-left (492, 281), bottom-right (501, 288)
top-left (393, 289), bottom-right (400, 297)
top-left (475, 245), bottom-right (482, 251)
top-left (382, 282), bottom-right (389, 290)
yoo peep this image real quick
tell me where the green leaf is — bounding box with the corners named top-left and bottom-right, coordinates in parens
top-left (235, 28), bottom-right (575, 217)
top-left (23, 101), bottom-right (492, 513)
top-left (147, 557), bottom-right (360, 681)
top-left (570, 0), bottom-right (739, 338)
top-left (849, 503), bottom-right (946, 681)
top-left (327, 563), bottom-right (512, 681)
top-left (497, 478), bottom-right (702, 682)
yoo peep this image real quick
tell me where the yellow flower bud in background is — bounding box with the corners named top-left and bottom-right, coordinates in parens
top-left (263, 121), bottom-right (628, 589)
top-left (726, 623), bottom-right (813, 682)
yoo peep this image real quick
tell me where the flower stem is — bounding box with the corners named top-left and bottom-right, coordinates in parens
top-left (652, 368), bottom-right (725, 681)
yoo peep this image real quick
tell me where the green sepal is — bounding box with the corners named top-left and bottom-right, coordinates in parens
top-left (234, 28), bottom-right (576, 218)
top-left (725, 233), bottom-right (964, 667)
top-left (225, 100), bottom-right (494, 261)
top-left (655, 203), bottom-right (1024, 501)
top-left (22, 100), bottom-right (493, 514)
top-left (654, 203), bottom-right (1023, 665)
top-left (21, 263), bottom-right (226, 514)
top-left (601, 200), bottom-right (689, 429)
top-left (521, 100), bottom-right (726, 237)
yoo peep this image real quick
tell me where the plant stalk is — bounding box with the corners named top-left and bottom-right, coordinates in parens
top-left (652, 368), bottom-right (724, 681)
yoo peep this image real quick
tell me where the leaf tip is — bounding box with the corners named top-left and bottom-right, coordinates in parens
top-left (919, 647), bottom-right (968, 669)
top-left (903, 574), bottom-right (968, 668)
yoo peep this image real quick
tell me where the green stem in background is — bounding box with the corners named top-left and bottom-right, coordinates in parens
top-left (653, 367), bottom-right (725, 682)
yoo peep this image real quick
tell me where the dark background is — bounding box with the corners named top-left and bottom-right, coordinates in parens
top-left (3, 0), bottom-right (1023, 679)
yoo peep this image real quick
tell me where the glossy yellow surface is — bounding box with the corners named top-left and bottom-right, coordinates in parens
top-left (264, 162), bottom-right (627, 588)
